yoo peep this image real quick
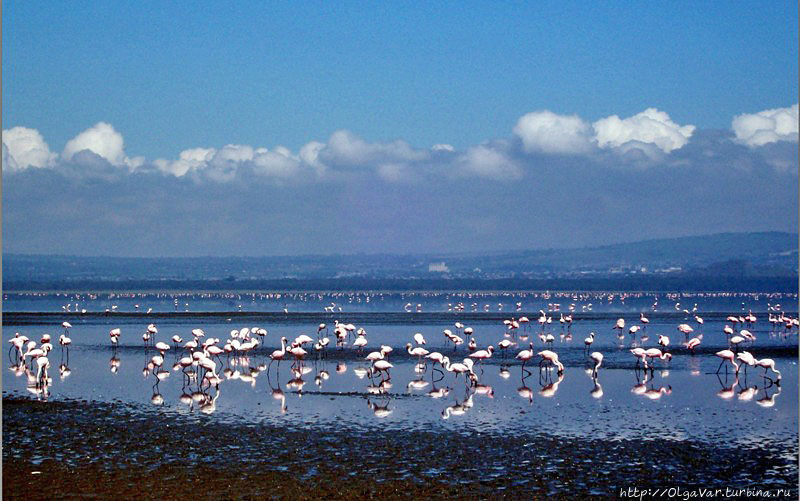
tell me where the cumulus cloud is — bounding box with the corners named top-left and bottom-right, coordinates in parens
top-left (154, 144), bottom-right (307, 182)
top-left (253, 147), bottom-right (301, 178)
top-left (513, 110), bottom-right (594, 154)
top-left (2, 126), bottom-right (57, 171)
top-left (593, 108), bottom-right (695, 153)
top-left (732, 104), bottom-right (798, 147)
top-left (458, 145), bottom-right (521, 179)
top-left (320, 130), bottom-right (428, 167)
top-left (299, 141), bottom-right (327, 176)
top-left (62, 122), bottom-right (130, 166)
top-left (4, 102), bottom-right (794, 185)
top-left (154, 147), bottom-right (216, 177)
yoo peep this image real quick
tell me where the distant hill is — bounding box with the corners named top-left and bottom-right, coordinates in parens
top-left (455, 231), bottom-right (798, 275)
top-left (3, 232), bottom-right (797, 291)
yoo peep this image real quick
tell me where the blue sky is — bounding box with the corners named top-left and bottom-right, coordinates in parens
top-left (3, 2), bottom-right (798, 256)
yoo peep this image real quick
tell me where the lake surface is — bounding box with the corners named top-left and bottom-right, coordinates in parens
top-left (3, 290), bottom-right (798, 497)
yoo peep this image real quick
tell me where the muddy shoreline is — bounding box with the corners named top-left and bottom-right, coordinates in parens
top-left (3, 396), bottom-right (797, 499)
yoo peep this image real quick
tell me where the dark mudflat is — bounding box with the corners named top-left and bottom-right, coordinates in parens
top-left (3, 397), bottom-right (797, 500)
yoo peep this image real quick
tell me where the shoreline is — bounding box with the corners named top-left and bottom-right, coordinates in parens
top-left (3, 396), bottom-right (798, 499)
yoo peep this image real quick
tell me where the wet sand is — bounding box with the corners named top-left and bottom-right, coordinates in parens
top-left (4, 396), bottom-right (797, 499)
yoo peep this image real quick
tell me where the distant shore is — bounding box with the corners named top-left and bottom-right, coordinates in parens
top-left (4, 275), bottom-right (799, 294)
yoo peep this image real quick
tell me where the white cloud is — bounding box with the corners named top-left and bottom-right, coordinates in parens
top-left (321, 130), bottom-right (427, 166)
top-left (593, 108), bottom-right (695, 153)
top-left (432, 143), bottom-right (455, 152)
top-left (299, 141), bottom-right (327, 176)
top-left (154, 147), bottom-right (216, 177)
top-left (732, 104), bottom-right (798, 147)
top-left (2, 126), bottom-right (57, 171)
top-left (253, 147), bottom-right (300, 178)
top-left (458, 145), bottom-right (521, 179)
top-left (62, 122), bottom-right (129, 166)
top-left (514, 110), bottom-right (594, 154)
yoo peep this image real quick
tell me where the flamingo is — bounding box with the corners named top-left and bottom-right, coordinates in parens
top-left (155, 341), bottom-right (170, 355)
top-left (8, 335), bottom-right (29, 363)
top-left (58, 334), bottom-right (72, 364)
top-left (686, 337), bottom-right (701, 354)
top-left (424, 351), bottom-right (446, 373)
top-left (613, 318), bottom-right (625, 331)
top-left (583, 332), bottom-right (595, 353)
top-left (365, 346), bottom-right (390, 362)
top-left (739, 329), bottom-right (755, 342)
top-left (515, 343), bottom-right (535, 375)
top-left (657, 335), bottom-right (670, 348)
top-left (644, 348), bottom-right (671, 369)
top-left (497, 339), bottom-right (515, 358)
top-left (714, 350), bottom-right (739, 374)
top-left (537, 350), bottom-right (564, 374)
top-left (406, 343), bottom-right (430, 367)
top-left (630, 347), bottom-right (648, 370)
top-left (442, 329), bottom-right (454, 346)
top-left (35, 356), bottom-right (50, 387)
top-left (22, 341), bottom-right (47, 368)
top-left (441, 356), bottom-right (475, 385)
top-left (736, 351), bottom-right (757, 377)
top-left (537, 311), bottom-right (547, 330)
top-left (754, 358), bottom-right (781, 381)
top-left (294, 334), bottom-right (314, 346)
top-left (353, 336), bottom-right (368, 353)
top-left (589, 352), bottom-right (603, 377)
top-left (269, 337), bottom-right (289, 369)
top-left (413, 333), bottom-right (426, 346)
top-left (441, 399), bottom-right (470, 419)
top-left (289, 344), bottom-right (307, 367)
top-left (109, 328), bottom-right (121, 350)
top-left (640, 313), bottom-right (649, 325)
top-left (369, 359), bottom-right (393, 381)
top-left (468, 346), bottom-right (494, 371)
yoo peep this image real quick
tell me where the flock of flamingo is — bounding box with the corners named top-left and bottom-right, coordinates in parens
top-left (6, 299), bottom-right (796, 417)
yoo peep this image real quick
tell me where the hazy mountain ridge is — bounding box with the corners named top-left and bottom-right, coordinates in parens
top-left (3, 232), bottom-right (796, 285)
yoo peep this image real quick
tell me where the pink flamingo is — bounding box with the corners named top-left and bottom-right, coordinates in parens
top-left (516, 343), bottom-right (535, 376)
top-left (644, 348), bottom-right (672, 370)
top-left (468, 346), bottom-right (494, 372)
top-left (268, 337), bottom-right (289, 369)
top-left (537, 350), bottom-right (564, 375)
top-left (714, 350), bottom-right (739, 374)
top-left (754, 358), bottom-right (781, 382)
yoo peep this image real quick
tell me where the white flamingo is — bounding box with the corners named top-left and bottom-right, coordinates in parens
top-left (589, 352), bottom-right (603, 377)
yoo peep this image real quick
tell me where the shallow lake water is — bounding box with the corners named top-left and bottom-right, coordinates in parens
top-left (3, 291), bottom-right (798, 497)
